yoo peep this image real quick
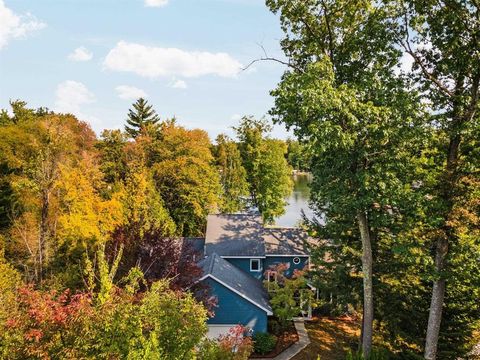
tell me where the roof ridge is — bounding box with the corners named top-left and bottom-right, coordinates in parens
top-left (209, 253), bottom-right (217, 275)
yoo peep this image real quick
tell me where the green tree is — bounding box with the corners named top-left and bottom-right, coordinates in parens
top-left (120, 164), bottom-right (176, 239)
top-left (124, 98), bottom-right (160, 139)
top-left (286, 139), bottom-right (310, 171)
top-left (266, 1), bottom-right (421, 356)
top-left (234, 116), bottom-right (271, 202)
top-left (389, 1), bottom-right (480, 358)
top-left (147, 120), bottom-right (222, 236)
top-left (256, 139), bottom-right (292, 223)
top-left (213, 134), bottom-right (249, 213)
top-left (234, 116), bottom-right (292, 222)
top-left (96, 129), bottom-right (129, 185)
top-left (265, 263), bottom-right (315, 329)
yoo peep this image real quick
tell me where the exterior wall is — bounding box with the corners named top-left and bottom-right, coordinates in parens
top-left (223, 258), bottom-right (265, 280)
top-left (224, 256), bottom-right (309, 279)
top-left (264, 256), bottom-right (309, 277)
top-left (203, 278), bottom-right (268, 334)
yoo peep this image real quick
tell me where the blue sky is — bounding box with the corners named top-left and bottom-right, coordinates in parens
top-left (0, 0), bottom-right (292, 140)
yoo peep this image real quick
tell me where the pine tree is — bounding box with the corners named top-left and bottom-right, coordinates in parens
top-left (124, 98), bottom-right (160, 138)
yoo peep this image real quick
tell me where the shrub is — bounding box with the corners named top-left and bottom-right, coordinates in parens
top-left (253, 332), bottom-right (277, 355)
top-left (198, 326), bottom-right (254, 360)
top-left (269, 318), bottom-right (282, 335)
top-left (218, 325), bottom-right (254, 360)
top-left (198, 339), bottom-right (233, 360)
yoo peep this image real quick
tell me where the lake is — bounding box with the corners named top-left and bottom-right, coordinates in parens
top-left (275, 173), bottom-right (315, 227)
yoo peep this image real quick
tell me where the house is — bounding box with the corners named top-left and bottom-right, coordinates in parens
top-left (194, 213), bottom-right (314, 338)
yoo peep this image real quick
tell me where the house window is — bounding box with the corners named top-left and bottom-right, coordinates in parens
top-left (250, 259), bottom-right (261, 272)
top-left (293, 257), bottom-right (301, 265)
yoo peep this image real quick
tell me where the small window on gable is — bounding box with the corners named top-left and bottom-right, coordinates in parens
top-left (293, 257), bottom-right (301, 265)
top-left (250, 259), bottom-right (261, 272)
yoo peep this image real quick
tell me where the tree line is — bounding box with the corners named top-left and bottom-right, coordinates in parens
top-left (0, 99), bottom-right (297, 358)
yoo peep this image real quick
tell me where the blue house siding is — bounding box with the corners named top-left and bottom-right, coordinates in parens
top-left (204, 278), bottom-right (268, 333)
top-left (224, 258), bottom-right (265, 280)
top-left (264, 256), bottom-right (309, 277)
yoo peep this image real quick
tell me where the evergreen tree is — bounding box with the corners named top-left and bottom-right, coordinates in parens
top-left (124, 98), bottom-right (160, 138)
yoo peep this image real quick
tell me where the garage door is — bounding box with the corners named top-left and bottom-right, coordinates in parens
top-left (206, 324), bottom-right (237, 339)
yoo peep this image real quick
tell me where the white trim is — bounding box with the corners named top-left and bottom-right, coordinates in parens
top-left (221, 255), bottom-right (266, 259)
top-left (199, 274), bottom-right (273, 315)
top-left (265, 254), bottom-right (309, 257)
top-left (250, 258), bottom-right (262, 272)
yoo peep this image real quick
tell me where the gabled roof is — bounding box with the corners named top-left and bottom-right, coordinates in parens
top-left (205, 214), bottom-right (265, 257)
top-left (263, 228), bottom-right (312, 256)
top-left (198, 253), bottom-right (272, 315)
top-left (204, 214), bottom-right (312, 257)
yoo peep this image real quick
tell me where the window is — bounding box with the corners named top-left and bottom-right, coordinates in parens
top-left (293, 257), bottom-right (301, 265)
top-left (250, 259), bottom-right (261, 272)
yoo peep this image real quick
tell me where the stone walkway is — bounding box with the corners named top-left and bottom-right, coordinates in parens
top-left (255, 320), bottom-right (311, 360)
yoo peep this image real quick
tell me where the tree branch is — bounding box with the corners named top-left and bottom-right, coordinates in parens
top-left (320, 0), bottom-right (335, 64)
top-left (241, 44), bottom-right (303, 73)
top-left (400, 12), bottom-right (454, 98)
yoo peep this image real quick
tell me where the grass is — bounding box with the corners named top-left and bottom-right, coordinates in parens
top-left (292, 317), bottom-right (360, 360)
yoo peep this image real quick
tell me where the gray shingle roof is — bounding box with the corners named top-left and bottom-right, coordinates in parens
top-left (205, 214), bottom-right (312, 257)
top-left (198, 253), bottom-right (272, 314)
top-left (263, 228), bottom-right (311, 256)
top-left (205, 214), bottom-right (265, 256)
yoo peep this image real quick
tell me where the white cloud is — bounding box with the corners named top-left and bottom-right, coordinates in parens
top-left (68, 46), bottom-right (93, 62)
top-left (170, 79), bottom-right (187, 89)
top-left (0, 0), bottom-right (46, 50)
top-left (104, 41), bottom-right (242, 79)
top-left (54, 81), bottom-right (96, 123)
top-left (144, 0), bottom-right (168, 7)
top-left (115, 85), bottom-right (148, 100)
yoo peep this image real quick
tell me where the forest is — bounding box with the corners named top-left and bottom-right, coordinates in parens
top-left (1, 0), bottom-right (480, 359)
top-left (0, 98), bottom-right (297, 359)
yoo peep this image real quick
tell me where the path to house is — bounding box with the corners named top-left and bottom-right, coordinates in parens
top-left (255, 320), bottom-right (311, 360)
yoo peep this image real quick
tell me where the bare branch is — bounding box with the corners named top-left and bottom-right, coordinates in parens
top-left (241, 44), bottom-right (303, 73)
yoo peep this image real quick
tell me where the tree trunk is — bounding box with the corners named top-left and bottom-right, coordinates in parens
top-left (37, 188), bottom-right (50, 282)
top-left (424, 132), bottom-right (460, 359)
top-left (357, 210), bottom-right (374, 359)
top-left (424, 237), bottom-right (448, 360)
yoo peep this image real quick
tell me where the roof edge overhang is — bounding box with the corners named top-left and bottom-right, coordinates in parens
top-left (220, 255), bottom-right (266, 259)
top-left (198, 274), bottom-right (273, 316)
top-left (265, 254), bottom-right (309, 257)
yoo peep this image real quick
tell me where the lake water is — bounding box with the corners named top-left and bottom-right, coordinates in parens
top-left (275, 173), bottom-right (314, 227)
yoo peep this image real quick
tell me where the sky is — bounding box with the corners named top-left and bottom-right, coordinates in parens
top-left (0, 0), bottom-right (293, 140)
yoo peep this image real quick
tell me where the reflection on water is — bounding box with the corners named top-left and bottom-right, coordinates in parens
top-left (275, 173), bottom-right (314, 227)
